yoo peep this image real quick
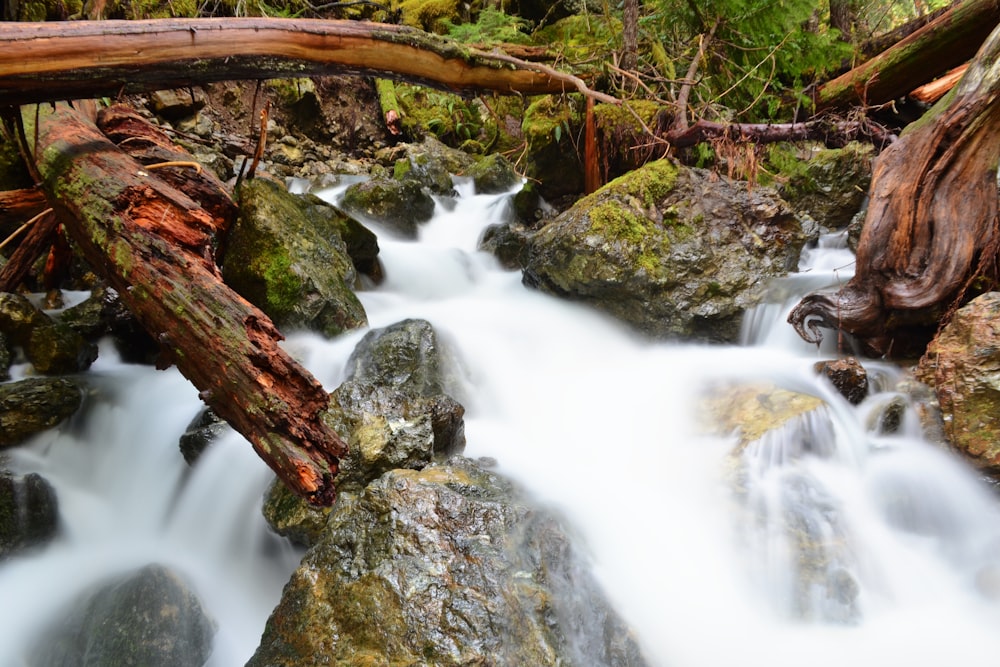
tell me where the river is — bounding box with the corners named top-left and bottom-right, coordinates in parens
top-left (2, 180), bottom-right (1000, 665)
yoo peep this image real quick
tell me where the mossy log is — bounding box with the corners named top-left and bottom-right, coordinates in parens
top-left (0, 18), bottom-right (616, 107)
top-left (33, 104), bottom-right (347, 505)
top-left (815, 0), bottom-right (1000, 112)
top-left (789, 22), bottom-right (1000, 358)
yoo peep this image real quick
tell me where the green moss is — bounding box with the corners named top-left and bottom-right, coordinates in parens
top-left (522, 95), bottom-right (579, 149)
top-left (398, 0), bottom-right (460, 33)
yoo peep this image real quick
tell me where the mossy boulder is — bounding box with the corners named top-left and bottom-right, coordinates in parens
top-left (0, 292), bottom-right (98, 375)
top-left (0, 470), bottom-right (59, 559)
top-left (0, 377), bottom-right (85, 448)
top-left (223, 178), bottom-right (368, 338)
top-left (340, 177), bottom-right (436, 238)
top-left (521, 95), bottom-right (585, 202)
top-left (523, 159), bottom-right (807, 343)
top-left (772, 142), bottom-right (874, 230)
top-left (248, 457), bottom-right (648, 667)
top-left (57, 286), bottom-right (158, 364)
top-left (467, 152), bottom-right (520, 193)
top-left (31, 564), bottom-right (216, 667)
top-left (916, 292), bottom-right (1000, 475)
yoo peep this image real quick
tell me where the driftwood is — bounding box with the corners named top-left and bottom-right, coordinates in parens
top-left (32, 103), bottom-right (347, 505)
top-left (0, 18), bottom-right (617, 107)
top-left (789, 22), bottom-right (1000, 358)
top-left (815, 0), bottom-right (1000, 112)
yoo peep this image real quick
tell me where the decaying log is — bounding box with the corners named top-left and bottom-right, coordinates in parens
top-left (0, 18), bottom-right (617, 107)
top-left (0, 208), bottom-right (58, 293)
top-left (0, 187), bottom-right (47, 231)
top-left (664, 117), bottom-right (897, 149)
top-left (910, 63), bottom-right (968, 104)
top-left (815, 0), bottom-right (1000, 112)
top-left (789, 22), bottom-right (1000, 358)
top-left (33, 104), bottom-right (347, 505)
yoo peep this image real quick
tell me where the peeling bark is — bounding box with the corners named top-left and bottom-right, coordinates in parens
top-left (33, 104), bottom-right (347, 505)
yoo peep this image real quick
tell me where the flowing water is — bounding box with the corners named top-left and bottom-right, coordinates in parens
top-left (3, 180), bottom-right (1000, 666)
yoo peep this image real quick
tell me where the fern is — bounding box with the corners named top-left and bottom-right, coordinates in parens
top-left (445, 8), bottom-right (532, 45)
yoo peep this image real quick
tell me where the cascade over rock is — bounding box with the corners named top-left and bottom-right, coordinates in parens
top-left (249, 457), bottom-right (648, 667)
top-left (31, 564), bottom-right (216, 667)
top-left (522, 159), bottom-right (807, 343)
top-left (0, 470), bottom-right (59, 559)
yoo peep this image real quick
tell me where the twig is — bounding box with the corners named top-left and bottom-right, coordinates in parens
top-left (0, 207), bottom-right (53, 251)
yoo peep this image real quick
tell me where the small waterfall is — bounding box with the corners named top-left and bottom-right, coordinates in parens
top-left (3, 181), bottom-right (1000, 666)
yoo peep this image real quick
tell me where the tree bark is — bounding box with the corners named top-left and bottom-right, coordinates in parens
top-left (33, 104), bottom-right (348, 505)
top-left (815, 0), bottom-right (1000, 112)
top-left (0, 18), bottom-right (617, 107)
top-left (664, 117), bottom-right (896, 149)
top-left (789, 22), bottom-right (1000, 358)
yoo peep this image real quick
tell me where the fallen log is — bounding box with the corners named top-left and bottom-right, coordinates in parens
top-left (0, 187), bottom-right (47, 232)
top-left (789, 22), bottom-right (1000, 358)
top-left (0, 18), bottom-right (617, 107)
top-left (33, 104), bottom-right (347, 505)
top-left (664, 117), bottom-right (897, 149)
top-left (909, 63), bottom-right (968, 104)
top-left (815, 0), bottom-right (1000, 112)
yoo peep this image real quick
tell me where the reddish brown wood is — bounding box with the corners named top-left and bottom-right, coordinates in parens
top-left (0, 18), bottom-right (617, 106)
top-left (789, 23), bottom-right (1000, 358)
top-left (815, 0), bottom-right (1000, 112)
top-left (0, 187), bottom-right (47, 228)
top-left (96, 105), bottom-right (237, 232)
top-left (910, 64), bottom-right (968, 104)
top-left (34, 104), bottom-right (346, 505)
top-left (0, 208), bottom-right (59, 293)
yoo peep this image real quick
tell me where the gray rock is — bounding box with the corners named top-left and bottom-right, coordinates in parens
top-left (223, 178), bottom-right (369, 338)
top-left (523, 159), bottom-right (807, 343)
top-left (32, 564), bottom-right (216, 667)
top-left (263, 319), bottom-right (465, 545)
top-left (248, 458), bottom-right (648, 667)
top-left (340, 177), bottom-right (435, 238)
top-left (0, 470), bottom-right (59, 559)
top-left (178, 407), bottom-right (228, 465)
top-left (467, 152), bottom-right (520, 194)
top-left (778, 142), bottom-right (873, 230)
top-left (0, 292), bottom-right (98, 375)
top-left (0, 377), bottom-right (84, 448)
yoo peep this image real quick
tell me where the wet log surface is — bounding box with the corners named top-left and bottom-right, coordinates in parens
top-left (33, 104), bottom-right (347, 505)
top-left (789, 23), bottom-right (1000, 358)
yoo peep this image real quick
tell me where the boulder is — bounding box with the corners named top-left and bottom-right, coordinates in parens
top-left (248, 457), bottom-right (648, 667)
top-left (0, 292), bottom-right (98, 375)
top-left (31, 564), bottom-right (216, 667)
top-left (223, 178), bottom-right (369, 338)
top-left (916, 292), bottom-right (1000, 474)
top-left (0, 331), bottom-right (10, 381)
top-left (178, 407), bottom-right (228, 465)
top-left (776, 142), bottom-right (873, 230)
top-left (523, 160), bottom-right (807, 343)
top-left (58, 285), bottom-right (158, 364)
top-left (0, 470), bottom-right (59, 559)
top-left (467, 152), bottom-right (520, 194)
top-left (0, 377), bottom-right (85, 448)
top-left (340, 177), bottom-right (435, 238)
top-left (263, 319), bottom-right (466, 545)
top-left (814, 357), bottom-right (869, 405)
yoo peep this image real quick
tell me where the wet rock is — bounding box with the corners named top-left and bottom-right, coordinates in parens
top-left (58, 286), bottom-right (158, 364)
top-left (479, 220), bottom-right (534, 270)
top-left (262, 476), bottom-right (331, 548)
top-left (223, 178), bottom-right (369, 338)
top-left (248, 457), bottom-right (648, 667)
top-left (32, 564), bottom-right (216, 667)
top-left (864, 393), bottom-right (908, 435)
top-left (0, 377), bottom-right (85, 448)
top-left (0, 471), bottom-right (59, 559)
top-left (263, 319), bottom-right (465, 544)
top-left (0, 292), bottom-right (98, 374)
top-left (0, 331), bottom-right (10, 381)
top-left (178, 407), bottom-right (228, 465)
top-left (916, 292), bottom-right (1000, 474)
top-left (398, 135), bottom-right (470, 195)
top-left (814, 357), bottom-right (869, 405)
top-left (340, 176), bottom-right (435, 238)
top-left (523, 160), bottom-right (807, 343)
top-left (467, 152), bottom-right (520, 194)
top-left (777, 142), bottom-right (873, 230)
